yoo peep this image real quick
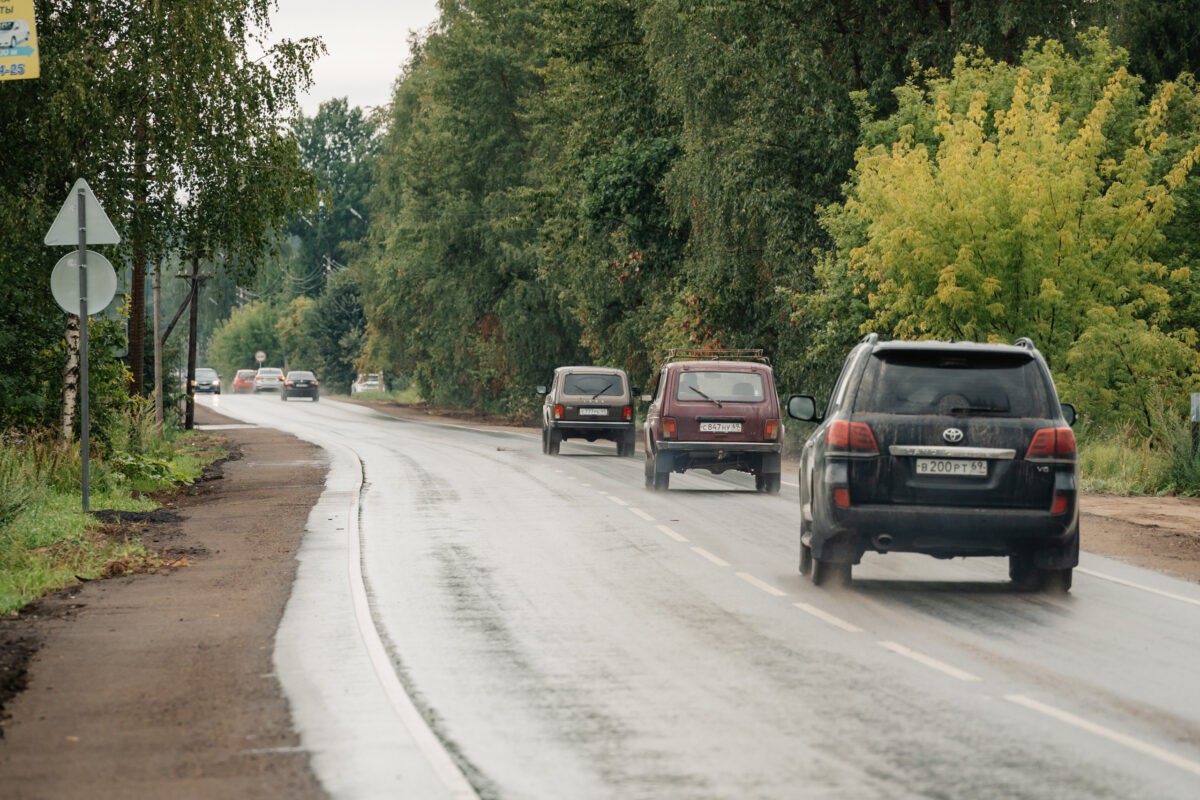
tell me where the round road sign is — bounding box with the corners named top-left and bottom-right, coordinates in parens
top-left (50, 251), bottom-right (118, 315)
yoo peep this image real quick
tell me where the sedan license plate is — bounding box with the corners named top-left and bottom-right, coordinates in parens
top-left (579, 407), bottom-right (608, 416)
top-left (916, 458), bottom-right (987, 477)
top-left (700, 421), bottom-right (742, 433)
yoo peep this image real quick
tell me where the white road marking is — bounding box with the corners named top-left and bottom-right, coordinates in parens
top-left (736, 572), bottom-right (788, 596)
top-left (878, 641), bottom-right (982, 682)
top-left (656, 524), bottom-right (689, 542)
top-left (1077, 567), bottom-right (1200, 607)
top-left (338, 445), bottom-right (479, 799)
top-left (793, 602), bottom-right (863, 633)
top-left (605, 494), bottom-right (629, 507)
top-left (692, 547), bottom-right (731, 567)
top-left (628, 507), bottom-right (655, 522)
top-left (1007, 694), bottom-right (1200, 777)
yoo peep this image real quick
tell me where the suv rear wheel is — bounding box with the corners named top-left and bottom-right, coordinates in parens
top-left (755, 473), bottom-right (781, 494)
top-left (812, 557), bottom-right (851, 587)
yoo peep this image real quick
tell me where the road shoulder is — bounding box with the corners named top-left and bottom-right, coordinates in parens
top-left (0, 406), bottom-right (328, 799)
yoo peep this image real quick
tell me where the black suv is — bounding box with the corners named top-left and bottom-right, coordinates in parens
top-left (537, 366), bottom-right (637, 456)
top-left (787, 335), bottom-right (1078, 591)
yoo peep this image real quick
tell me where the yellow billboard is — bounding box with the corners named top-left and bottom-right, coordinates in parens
top-left (0, 0), bottom-right (39, 81)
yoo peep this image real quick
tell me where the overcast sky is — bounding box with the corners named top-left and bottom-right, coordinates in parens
top-left (269, 0), bottom-right (440, 117)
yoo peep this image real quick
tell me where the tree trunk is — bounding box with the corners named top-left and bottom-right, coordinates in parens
top-left (61, 314), bottom-right (80, 441)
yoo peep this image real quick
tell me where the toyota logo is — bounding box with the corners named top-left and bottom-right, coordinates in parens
top-left (942, 427), bottom-right (964, 444)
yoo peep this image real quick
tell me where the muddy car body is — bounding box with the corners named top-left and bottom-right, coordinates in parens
top-left (787, 335), bottom-right (1079, 590)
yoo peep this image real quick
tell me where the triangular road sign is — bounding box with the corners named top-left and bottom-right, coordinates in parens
top-left (44, 178), bottom-right (121, 246)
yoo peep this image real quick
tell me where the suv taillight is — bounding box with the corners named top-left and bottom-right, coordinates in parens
top-left (1025, 427), bottom-right (1076, 460)
top-left (827, 420), bottom-right (878, 454)
top-left (765, 419), bottom-right (781, 441)
top-left (623, 405), bottom-right (633, 421)
top-left (662, 417), bottom-right (677, 439)
top-left (553, 404), bottom-right (564, 420)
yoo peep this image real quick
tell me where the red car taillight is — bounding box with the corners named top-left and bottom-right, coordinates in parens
top-left (826, 420), bottom-right (878, 454)
top-left (662, 417), bottom-right (677, 439)
top-left (764, 418), bottom-right (781, 441)
top-left (623, 405), bottom-right (633, 421)
top-left (553, 404), bottom-right (564, 420)
top-left (1025, 427), bottom-right (1076, 460)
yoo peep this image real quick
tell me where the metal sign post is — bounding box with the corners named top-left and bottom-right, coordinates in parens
top-left (45, 179), bottom-right (121, 513)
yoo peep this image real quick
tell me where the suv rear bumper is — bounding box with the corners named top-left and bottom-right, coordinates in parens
top-left (658, 441), bottom-right (781, 454)
top-left (552, 420), bottom-right (634, 431)
top-left (812, 503), bottom-right (1079, 565)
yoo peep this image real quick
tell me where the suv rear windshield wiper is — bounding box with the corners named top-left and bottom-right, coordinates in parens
top-left (945, 405), bottom-right (1008, 415)
top-left (591, 382), bottom-right (614, 400)
top-left (686, 385), bottom-right (723, 407)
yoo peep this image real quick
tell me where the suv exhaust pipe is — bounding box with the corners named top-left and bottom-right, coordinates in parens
top-left (873, 533), bottom-right (893, 551)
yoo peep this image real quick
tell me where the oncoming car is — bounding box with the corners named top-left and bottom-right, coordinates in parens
top-left (281, 371), bottom-right (319, 401)
top-left (191, 367), bottom-right (221, 394)
top-left (536, 366), bottom-right (636, 456)
top-left (253, 367), bottom-right (285, 392)
top-left (787, 334), bottom-right (1078, 591)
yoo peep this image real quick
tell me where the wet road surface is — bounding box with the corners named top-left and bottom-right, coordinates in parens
top-left (199, 395), bottom-right (1200, 799)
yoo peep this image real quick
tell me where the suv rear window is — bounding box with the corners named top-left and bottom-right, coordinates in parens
top-left (853, 351), bottom-right (1049, 417)
top-left (563, 373), bottom-right (624, 396)
top-left (675, 371), bottom-right (765, 402)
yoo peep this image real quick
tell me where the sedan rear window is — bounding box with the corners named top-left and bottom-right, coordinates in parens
top-left (853, 351), bottom-right (1049, 417)
top-left (562, 373), bottom-right (624, 396)
top-left (674, 371), bottom-right (766, 402)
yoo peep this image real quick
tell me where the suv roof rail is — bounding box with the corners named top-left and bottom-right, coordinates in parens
top-left (1014, 337), bottom-right (1036, 350)
top-left (665, 347), bottom-right (770, 364)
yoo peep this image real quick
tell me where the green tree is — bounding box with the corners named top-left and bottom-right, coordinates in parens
top-left (812, 33), bottom-right (1200, 431)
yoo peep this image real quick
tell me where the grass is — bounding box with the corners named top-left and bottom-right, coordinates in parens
top-left (0, 425), bottom-right (223, 616)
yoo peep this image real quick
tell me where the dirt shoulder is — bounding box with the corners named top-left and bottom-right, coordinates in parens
top-left (0, 406), bottom-right (327, 799)
top-left (2, 399), bottom-right (1198, 798)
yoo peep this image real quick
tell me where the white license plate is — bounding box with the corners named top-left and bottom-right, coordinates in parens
top-left (579, 407), bottom-right (608, 416)
top-left (700, 421), bottom-right (742, 433)
top-left (916, 458), bottom-right (987, 477)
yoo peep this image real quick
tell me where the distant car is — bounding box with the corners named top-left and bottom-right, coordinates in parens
top-left (281, 370), bottom-right (320, 402)
top-left (786, 334), bottom-right (1078, 590)
top-left (191, 367), bottom-right (221, 394)
top-left (642, 349), bottom-right (783, 492)
top-left (0, 19), bottom-right (30, 48)
top-left (231, 369), bottom-right (256, 394)
top-left (351, 373), bottom-right (385, 395)
top-left (253, 367), bottom-right (285, 392)
top-left (536, 366), bottom-right (637, 457)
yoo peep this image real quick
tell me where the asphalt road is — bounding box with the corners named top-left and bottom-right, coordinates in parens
top-left (200, 393), bottom-right (1200, 800)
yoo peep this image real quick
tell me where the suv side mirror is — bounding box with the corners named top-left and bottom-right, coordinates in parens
top-left (787, 395), bottom-right (819, 422)
top-left (535, 385), bottom-right (548, 396)
top-left (630, 387), bottom-right (640, 396)
top-left (1060, 402), bottom-right (1076, 426)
